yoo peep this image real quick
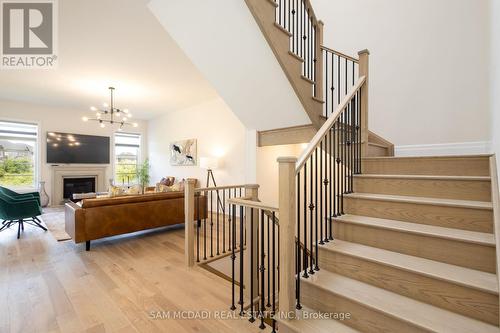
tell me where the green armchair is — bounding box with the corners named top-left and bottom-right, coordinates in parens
top-left (0, 190), bottom-right (46, 239)
top-left (0, 186), bottom-right (40, 204)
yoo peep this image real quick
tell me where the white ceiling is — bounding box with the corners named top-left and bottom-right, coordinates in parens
top-left (0, 0), bottom-right (219, 120)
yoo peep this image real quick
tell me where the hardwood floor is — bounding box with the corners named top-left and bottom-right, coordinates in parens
top-left (0, 219), bottom-right (269, 333)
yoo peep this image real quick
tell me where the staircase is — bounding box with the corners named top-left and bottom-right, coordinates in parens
top-left (279, 154), bottom-right (500, 332)
top-left (170, 0), bottom-right (500, 332)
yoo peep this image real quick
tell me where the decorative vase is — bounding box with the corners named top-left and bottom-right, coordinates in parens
top-left (39, 181), bottom-right (49, 208)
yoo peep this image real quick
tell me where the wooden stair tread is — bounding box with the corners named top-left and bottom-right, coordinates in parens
top-left (367, 142), bottom-right (390, 148)
top-left (354, 174), bottom-right (491, 181)
top-left (277, 307), bottom-right (359, 333)
top-left (321, 239), bottom-right (498, 294)
top-left (303, 271), bottom-right (500, 333)
top-left (332, 214), bottom-right (495, 246)
top-left (362, 154), bottom-right (492, 160)
top-left (345, 192), bottom-right (493, 210)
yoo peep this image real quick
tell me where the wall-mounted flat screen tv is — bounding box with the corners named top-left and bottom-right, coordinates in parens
top-left (46, 132), bottom-right (110, 164)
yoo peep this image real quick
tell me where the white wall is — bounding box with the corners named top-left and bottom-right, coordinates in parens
top-left (0, 99), bottom-right (148, 203)
top-left (148, 98), bottom-right (247, 187)
top-left (491, 0), bottom-right (500, 175)
top-left (148, 0), bottom-right (310, 131)
top-left (312, 0), bottom-right (491, 151)
top-left (257, 144), bottom-right (304, 207)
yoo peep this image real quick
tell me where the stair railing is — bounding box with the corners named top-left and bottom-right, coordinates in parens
top-left (184, 182), bottom-right (259, 267)
top-left (278, 76), bottom-right (366, 313)
top-left (275, 0), bottom-right (319, 91)
top-left (227, 197), bottom-right (280, 332)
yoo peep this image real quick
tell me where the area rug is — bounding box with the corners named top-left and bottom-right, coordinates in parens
top-left (40, 207), bottom-right (72, 241)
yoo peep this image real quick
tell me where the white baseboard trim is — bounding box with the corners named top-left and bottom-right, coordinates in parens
top-left (395, 141), bottom-right (492, 157)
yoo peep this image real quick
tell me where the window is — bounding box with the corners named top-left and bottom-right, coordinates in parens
top-left (114, 133), bottom-right (141, 186)
top-left (0, 120), bottom-right (38, 188)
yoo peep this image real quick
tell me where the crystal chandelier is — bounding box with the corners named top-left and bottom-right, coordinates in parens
top-left (82, 87), bottom-right (138, 131)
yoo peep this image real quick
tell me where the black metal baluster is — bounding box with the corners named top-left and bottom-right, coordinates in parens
top-left (196, 194), bottom-right (200, 263)
top-left (309, 153), bottom-right (315, 275)
top-left (345, 58), bottom-right (348, 96)
top-left (216, 189), bottom-right (220, 256)
top-left (222, 190), bottom-right (226, 253)
top-left (278, 0), bottom-right (282, 26)
top-left (239, 206), bottom-right (244, 315)
top-left (210, 190), bottom-right (214, 257)
top-left (259, 211), bottom-right (266, 329)
top-left (320, 139), bottom-right (324, 245)
top-left (352, 60), bottom-right (355, 90)
top-left (230, 204), bottom-right (236, 311)
top-left (347, 102), bottom-right (351, 193)
top-left (338, 55), bottom-right (341, 106)
top-left (271, 211), bottom-right (276, 333)
top-left (325, 50), bottom-right (329, 118)
top-left (358, 90), bottom-right (362, 173)
top-left (303, 161), bottom-right (309, 278)
top-left (296, 171), bottom-right (302, 309)
top-left (277, 223), bottom-right (280, 290)
top-left (332, 52), bottom-right (336, 111)
top-left (314, 147), bottom-right (319, 271)
top-left (335, 117), bottom-right (340, 223)
top-left (323, 132), bottom-right (329, 243)
top-left (351, 96), bottom-right (355, 190)
top-left (228, 188), bottom-right (232, 251)
top-left (267, 214), bottom-right (271, 308)
top-left (204, 192), bottom-right (207, 260)
top-left (292, 0), bottom-right (295, 54)
top-left (249, 208), bottom-right (255, 323)
top-left (327, 127), bottom-right (332, 243)
top-left (307, 9), bottom-right (311, 79)
top-left (288, 0), bottom-right (291, 33)
top-left (341, 110), bottom-right (346, 214)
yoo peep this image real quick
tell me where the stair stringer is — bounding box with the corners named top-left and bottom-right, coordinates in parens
top-left (245, 0), bottom-right (324, 129)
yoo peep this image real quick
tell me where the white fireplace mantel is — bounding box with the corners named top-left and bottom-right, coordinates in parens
top-left (51, 165), bottom-right (108, 206)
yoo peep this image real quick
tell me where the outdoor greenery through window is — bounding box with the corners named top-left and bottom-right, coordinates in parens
top-left (0, 121), bottom-right (37, 188)
top-left (115, 133), bottom-right (141, 186)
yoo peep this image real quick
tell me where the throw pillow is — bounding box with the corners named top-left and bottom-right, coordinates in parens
top-left (109, 185), bottom-right (124, 197)
top-left (159, 176), bottom-right (175, 186)
top-left (126, 185), bottom-right (141, 195)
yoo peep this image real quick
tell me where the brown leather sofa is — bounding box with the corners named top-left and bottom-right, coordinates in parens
top-left (65, 191), bottom-right (207, 251)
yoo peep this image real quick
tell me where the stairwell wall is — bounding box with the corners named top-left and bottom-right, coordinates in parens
top-left (312, 0), bottom-right (491, 153)
top-left (491, 0), bottom-right (500, 183)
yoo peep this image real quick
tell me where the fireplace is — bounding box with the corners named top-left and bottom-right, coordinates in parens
top-left (63, 177), bottom-right (96, 201)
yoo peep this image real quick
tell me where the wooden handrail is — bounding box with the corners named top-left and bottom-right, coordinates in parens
top-left (320, 45), bottom-right (359, 64)
top-left (296, 76), bottom-right (366, 172)
top-left (228, 197), bottom-right (279, 213)
top-left (303, 0), bottom-right (319, 25)
top-left (195, 184), bottom-right (247, 192)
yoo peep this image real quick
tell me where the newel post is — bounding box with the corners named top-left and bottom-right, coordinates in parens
top-left (358, 49), bottom-right (370, 157)
top-left (184, 179), bottom-right (196, 267)
top-left (314, 20), bottom-right (324, 102)
top-left (244, 184), bottom-right (260, 302)
top-left (277, 157), bottom-right (297, 314)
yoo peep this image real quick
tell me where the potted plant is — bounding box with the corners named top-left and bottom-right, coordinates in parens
top-left (136, 158), bottom-right (150, 194)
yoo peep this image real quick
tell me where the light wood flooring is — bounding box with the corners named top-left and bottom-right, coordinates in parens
top-left (0, 216), bottom-right (270, 333)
